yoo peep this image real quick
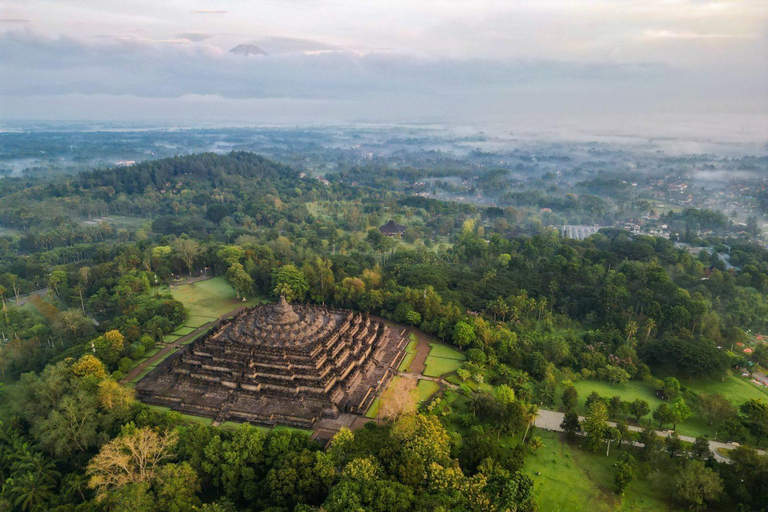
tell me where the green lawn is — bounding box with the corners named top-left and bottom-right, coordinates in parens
top-left (416, 380), bottom-right (440, 403)
top-left (423, 357), bottom-right (463, 377)
top-left (166, 276), bottom-right (264, 319)
top-left (365, 398), bottom-right (381, 419)
top-left (146, 405), bottom-right (213, 426)
top-left (571, 374), bottom-right (768, 440)
top-left (525, 431), bottom-right (675, 512)
top-left (678, 374), bottom-right (768, 403)
top-left (404, 339), bottom-right (418, 353)
top-left (422, 342), bottom-right (465, 378)
top-left (426, 342), bottom-right (465, 360)
top-left (398, 352), bottom-right (416, 372)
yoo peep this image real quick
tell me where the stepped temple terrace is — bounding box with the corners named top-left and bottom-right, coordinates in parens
top-left (136, 297), bottom-right (407, 429)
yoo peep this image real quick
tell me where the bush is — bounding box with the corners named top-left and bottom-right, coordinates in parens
top-left (118, 357), bottom-right (133, 374)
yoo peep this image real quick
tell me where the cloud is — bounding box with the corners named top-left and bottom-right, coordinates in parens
top-left (643, 30), bottom-right (756, 40)
top-left (177, 32), bottom-right (215, 42)
top-left (0, 30), bottom-right (674, 101)
top-left (0, 18), bottom-right (32, 23)
top-left (192, 10), bottom-right (227, 14)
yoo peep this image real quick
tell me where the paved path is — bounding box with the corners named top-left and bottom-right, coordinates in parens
top-left (120, 305), bottom-right (247, 385)
top-left (534, 409), bottom-right (765, 463)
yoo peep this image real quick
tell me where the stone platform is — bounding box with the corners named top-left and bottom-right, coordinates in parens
top-left (136, 298), bottom-right (407, 429)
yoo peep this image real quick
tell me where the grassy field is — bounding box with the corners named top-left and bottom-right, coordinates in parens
top-left (525, 431), bottom-right (675, 512)
top-left (416, 380), bottom-right (440, 403)
top-left (166, 276), bottom-right (264, 321)
top-left (571, 374), bottom-right (768, 440)
top-left (422, 342), bottom-right (465, 378)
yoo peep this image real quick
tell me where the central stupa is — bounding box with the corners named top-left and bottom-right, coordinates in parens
top-left (136, 298), bottom-right (406, 428)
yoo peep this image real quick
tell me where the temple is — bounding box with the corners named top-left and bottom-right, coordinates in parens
top-left (135, 297), bottom-right (407, 429)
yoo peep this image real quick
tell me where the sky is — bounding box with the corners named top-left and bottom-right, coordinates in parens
top-left (0, 0), bottom-right (766, 140)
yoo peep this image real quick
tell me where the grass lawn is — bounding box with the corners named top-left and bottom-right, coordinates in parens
top-left (422, 342), bottom-right (465, 378)
top-left (398, 352), bottom-right (416, 372)
top-left (423, 357), bottom-right (463, 377)
top-left (365, 398), bottom-right (381, 419)
top-left (570, 379), bottom-right (717, 438)
top-left (678, 374), bottom-right (768, 403)
top-left (525, 431), bottom-right (675, 512)
top-left (426, 342), bottom-right (465, 360)
top-left (167, 276), bottom-right (264, 319)
top-left (173, 326), bottom-right (197, 336)
top-left (404, 339), bottom-right (418, 353)
top-left (146, 405), bottom-right (213, 426)
top-left (416, 380), bottom-right (440, 403)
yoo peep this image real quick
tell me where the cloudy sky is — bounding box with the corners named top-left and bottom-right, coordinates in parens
top-left (0, 0), bottom-right (766, 139)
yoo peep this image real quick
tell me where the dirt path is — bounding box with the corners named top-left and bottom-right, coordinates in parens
top-left (120, 305), bottom-right (247, 385)
top-left (407, 330), bottom-right (431, 374)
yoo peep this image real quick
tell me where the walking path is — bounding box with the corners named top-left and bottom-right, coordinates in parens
top-left (534, 409), bottom-right (765, 464)
top-left (120, 304), bottom-right (248, 385)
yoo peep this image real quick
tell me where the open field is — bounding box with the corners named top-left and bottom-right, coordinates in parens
top-left (571, 374), bottom-right (768, 440)
top-left (524, 431), bottom-right (675, 512)
top-left (165, 276), bottom-right (264, 320)
top-left (422, 341), bottom-right (465, 377)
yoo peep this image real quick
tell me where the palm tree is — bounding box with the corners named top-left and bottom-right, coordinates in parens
top-left (522, 404), bottom-right (539, 445)
top-left (644, 318), bottom-right (656, 342)
top-left (4, 471), bottom-right (56, 511)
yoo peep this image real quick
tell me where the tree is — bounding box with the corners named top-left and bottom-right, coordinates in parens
top-left (303, 257), bottom-right (334, 304)
top-left (604, 426), bottom-right (620, 456)
top-left (615, 421), bottom-right (631, 449)
top-left (599, 365), bottom-right (630, 386)
top-left (71, 354), bottom-right (107, 379)
top-left (561, 385), bottom-right (578, 411)
top-left (629, 399), bottom-right (650, 424)
top-left (695, 393), bottom-right (736, 426)
top-left (665, 433), bottom-right (684, 458)
top-left (87, 425), bottom-right (177, 499)
top-left (613, 452), bottom-right (635, 496)
top-left (154, 462), bottom-right (202, 512)
top-left (585, 391), bottom-right (603, 410)
top-left (3, 471), bottom-right (56, 511)
top-left (653, 403), bottom-right (674, 429)
top-left (692, 436), bottom-right (711, 459)
top-left (583, 401), bottom-right (609, 452)
top-left (272, 265), bottom-right (309, 303)
top-left (225, 263), bottom-right (253, 300)
top-left (674, 461), bottom-right (723, 511)
top-left (608, 396), bottom-right (623, 419)
top-left (560, 411), bottom-right (581, 441)
top-left (452, 321), bottom-right (476, 348)
top-left (92, 330), bottom-right (126, 367)
top-left (172, 238), bottom-right (202, 275)
top-left (670, 397), bottom-right (691, 430)
top-left (98, 378), bottom-right (135, 410)
top-left (740, 399), bottom-right (768, 446)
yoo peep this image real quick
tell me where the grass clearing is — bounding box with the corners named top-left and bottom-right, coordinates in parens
top-left (405, 339), bottom-right (418, 353)
top-left (398, 352), bottom-right (416, 372)
top-left (416, 380), bottom-right (440, 403)
top-left (525, 431), bottom-right (675, 512)
top-left (423, 357), bottom-right (463, 377)
top-left (365, 398), bottom-right (381, 419)
top-left (167, 276), bottom-right (264, 319)
top-left (146, 405), bottom-right (213, 426)
top-left (426, 342), bottom-right (465, 360)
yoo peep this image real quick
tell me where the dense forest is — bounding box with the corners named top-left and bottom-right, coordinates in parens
top-left (0, 152), bottom-right (767, 511)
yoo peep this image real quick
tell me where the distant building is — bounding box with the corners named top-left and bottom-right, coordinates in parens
top-left (561, 225), bottom-right (601, 240)
top-left (379, 220), bottom-right (407, 237)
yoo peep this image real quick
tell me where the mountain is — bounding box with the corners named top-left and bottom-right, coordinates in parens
top-left (229, 44), bottom-right (268, 56)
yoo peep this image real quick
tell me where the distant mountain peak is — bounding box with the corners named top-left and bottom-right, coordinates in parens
top-left (229, 44), bottom-right (268, 56)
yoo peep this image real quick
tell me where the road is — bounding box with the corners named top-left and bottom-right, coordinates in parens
top-left (534, 409), bottom-right (765, 464)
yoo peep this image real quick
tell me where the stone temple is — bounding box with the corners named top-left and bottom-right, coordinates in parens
top-left (136, 297), bottom-right (407, 429)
